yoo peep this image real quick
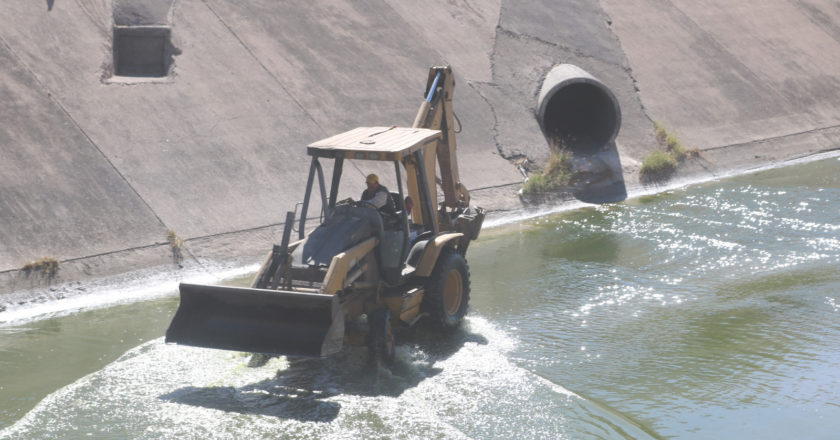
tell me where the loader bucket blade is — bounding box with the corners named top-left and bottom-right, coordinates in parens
top-left (165, 283), bottom-right (344, 357)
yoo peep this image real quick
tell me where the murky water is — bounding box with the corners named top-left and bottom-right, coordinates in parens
top-left (1, 156), bottom-right (839, 439)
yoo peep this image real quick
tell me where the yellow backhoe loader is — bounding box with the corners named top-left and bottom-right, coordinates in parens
top-left (165, 66), bottom-right (484, 364)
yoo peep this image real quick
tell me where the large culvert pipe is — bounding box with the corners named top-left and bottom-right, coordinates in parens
top-left (537, 64), bottom-right (621, 155)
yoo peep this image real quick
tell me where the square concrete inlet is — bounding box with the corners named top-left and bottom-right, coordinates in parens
top-left (113, 26), bottom-right (171, 77)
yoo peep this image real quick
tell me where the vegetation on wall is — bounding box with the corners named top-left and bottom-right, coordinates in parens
top-left (640, 122), bottom-right (700, 181)
top-left (22, 257), bottom-right (60, 279)
top-left (167, 230), bottom-right (185, 265)
top-left (521, 150), bottom-right (575, 196)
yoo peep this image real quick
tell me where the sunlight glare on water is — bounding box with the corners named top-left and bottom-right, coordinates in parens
top-left (470, 156), bottom-right (840, 438)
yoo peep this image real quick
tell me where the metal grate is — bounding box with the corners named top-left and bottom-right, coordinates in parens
top-left (113, 26), bottom-right (171, 78)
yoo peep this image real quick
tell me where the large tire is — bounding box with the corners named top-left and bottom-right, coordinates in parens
top-left (423, 248), bottom-right (470, 330)
top-left (367, 309), bottom-right (395, 366)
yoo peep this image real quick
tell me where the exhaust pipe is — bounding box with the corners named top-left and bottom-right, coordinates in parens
top-left (537, 64), bottom-right (621, 154)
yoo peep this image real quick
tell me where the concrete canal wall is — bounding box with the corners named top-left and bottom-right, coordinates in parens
top-left (2, 0), bottom-right (839, 297)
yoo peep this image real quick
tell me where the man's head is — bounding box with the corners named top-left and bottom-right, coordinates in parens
top-left (404, 196), bottom-right (414, 215)
top-left (366, 174), bottom-right (379, 191)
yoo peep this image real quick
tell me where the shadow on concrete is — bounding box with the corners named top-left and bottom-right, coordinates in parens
top-left (570, 142), bottom-right (627, 204)
top-left (638, 165), bottom-right (677, 186)
top-left (46, 0), bottom-right (54, 11)
top-left (159, 325), bottom-right (487, 422)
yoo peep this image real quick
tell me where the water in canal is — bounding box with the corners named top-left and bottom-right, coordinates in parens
top-left (1, 156), bottom-right (839, 439)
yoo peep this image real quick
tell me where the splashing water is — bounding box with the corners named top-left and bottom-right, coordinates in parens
top-left (2, 156), bottom-right (839, 439)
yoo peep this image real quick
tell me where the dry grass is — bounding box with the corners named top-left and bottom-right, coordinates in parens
top-left (167, 230), bottom-right (184, 264)
top-left (22, 257), bottom-right (60, 278)
top-left (654, 121), bottom-right (669, 145)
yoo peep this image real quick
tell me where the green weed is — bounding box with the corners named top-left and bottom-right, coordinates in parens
top-left (640, 150), bottom-right (678, 178)
top-left (522, 150), bottom-right (574, 195)
top-left (641, 122), bottom-right (700, 181)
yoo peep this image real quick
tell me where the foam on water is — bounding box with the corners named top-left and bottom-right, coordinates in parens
top-left (0, 317), bottom-right (652, 440)
top-left (0, 263), bottom-right (259, 326)
top-left (483, 150), bottom-right (840, 231)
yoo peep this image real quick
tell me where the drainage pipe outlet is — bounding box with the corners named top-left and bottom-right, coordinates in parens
top-left (537, 64), bottom-right (621, 154)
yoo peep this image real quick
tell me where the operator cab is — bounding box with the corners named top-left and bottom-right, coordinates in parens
top-left (294, 126), bottom-right (443, 283)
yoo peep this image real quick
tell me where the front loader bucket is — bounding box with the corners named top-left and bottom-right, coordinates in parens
top-left (165, 283), bottom-right (344, 357)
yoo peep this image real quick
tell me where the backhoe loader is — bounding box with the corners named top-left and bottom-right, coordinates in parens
top-left (165, 66), bottom-right (484, 365)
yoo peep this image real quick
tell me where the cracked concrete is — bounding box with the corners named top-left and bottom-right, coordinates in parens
top-left (3, 0), bottom-right (840, 299)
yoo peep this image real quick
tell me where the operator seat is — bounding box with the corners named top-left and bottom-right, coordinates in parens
top-left (300, 203), bottom-right (384, 267)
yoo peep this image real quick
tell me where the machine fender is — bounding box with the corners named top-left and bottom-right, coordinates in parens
top-left (414, 232), bottom-right (464, 277)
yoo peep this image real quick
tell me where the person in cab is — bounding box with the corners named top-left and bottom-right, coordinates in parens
top-left (361, 173), bottom-right (396, 215)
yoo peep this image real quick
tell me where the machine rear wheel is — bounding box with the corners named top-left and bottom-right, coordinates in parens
top-left (423, 248), bottom-right (470, 330)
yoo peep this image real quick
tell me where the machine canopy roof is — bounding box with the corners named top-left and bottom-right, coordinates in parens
top-left (307, 126), bottom-right (441, 161)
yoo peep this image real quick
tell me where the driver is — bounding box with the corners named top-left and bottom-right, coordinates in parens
top-left (361, 173), bottom-right (396, 215)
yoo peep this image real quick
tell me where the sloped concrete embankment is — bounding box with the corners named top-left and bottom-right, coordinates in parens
top-left (0, 0), bottom-right (522, 297)
top-left (601, 0), bottom-right (840, 170)
top-left (2, 0), bottom-right (840, 299)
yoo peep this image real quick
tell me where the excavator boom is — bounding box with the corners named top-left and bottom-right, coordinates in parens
top-left (411, 66), bottom-right (470, 209)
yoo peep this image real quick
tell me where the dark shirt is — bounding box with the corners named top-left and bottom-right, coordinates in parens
top-left (361, 184), bottom-right (396, 215)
